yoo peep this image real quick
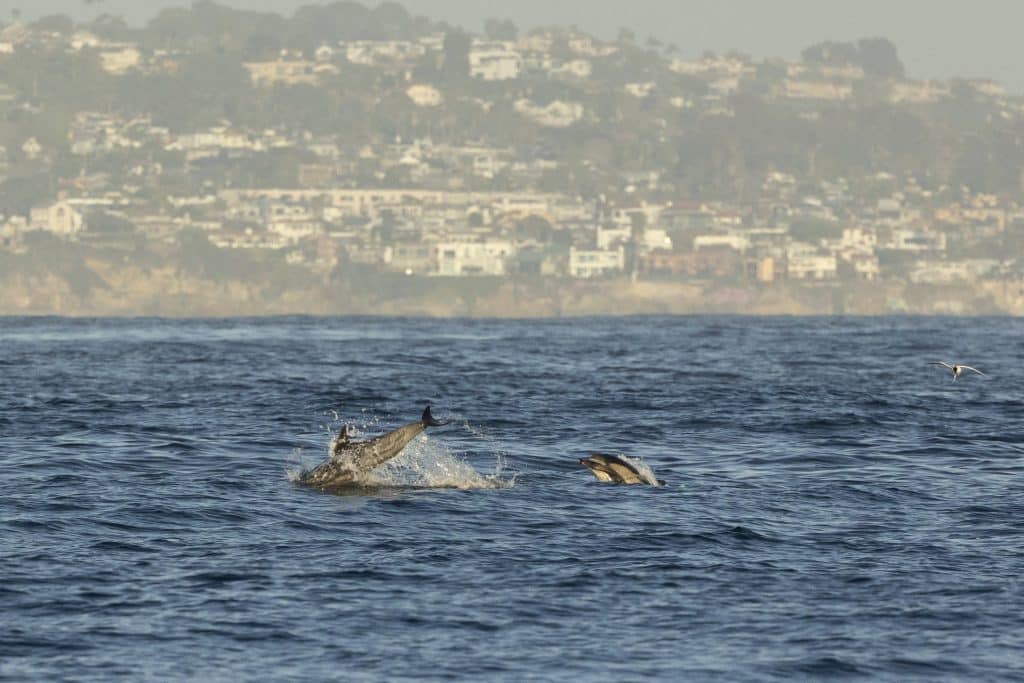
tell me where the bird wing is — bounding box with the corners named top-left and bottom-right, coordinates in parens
top-left (960, 365), bottom-right (986, 376)
top-left (930, 361), bottom-right (954, 369)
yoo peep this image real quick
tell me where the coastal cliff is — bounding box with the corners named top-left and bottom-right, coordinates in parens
top-left (0, 258), bottom-right (1010, 317)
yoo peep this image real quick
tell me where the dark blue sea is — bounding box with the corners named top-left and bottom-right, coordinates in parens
top-left (2, 316), bottom-right (1023, 681)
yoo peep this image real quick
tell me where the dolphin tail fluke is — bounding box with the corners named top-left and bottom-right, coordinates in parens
top-left (422, 404), bottom-right (448, 427)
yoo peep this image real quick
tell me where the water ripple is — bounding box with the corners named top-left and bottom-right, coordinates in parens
top-left (2, 316), bottom-right (1023, 680)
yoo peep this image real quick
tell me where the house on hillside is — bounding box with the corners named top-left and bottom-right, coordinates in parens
top-left (787, 243), bottom-right (837, 280)
top-left (469, 42), bottom-right (522, 81)
top-left (568, 246), bottom-right (625, 278)
top-left (28, 200), bottom-right (86, 236)
top-left (345, 40), bottom-right (426, 66)
top-left (435, 240), bottom-right (515, 276)
top-left (244, 60), bottom-right (330, 87)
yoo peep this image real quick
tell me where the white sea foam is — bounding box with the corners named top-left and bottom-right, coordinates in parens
top-left (363, 434), bottom-right (514, 490)
top-left (616, 453), bottom-right (663, 486)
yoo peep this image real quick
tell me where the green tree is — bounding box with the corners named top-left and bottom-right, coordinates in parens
top-left (441, 30), bottom-right (471, 81)
top-left (32, 14), bottom-right (74, 34)
top-left (856, 37), bottom-right (904, 78)
top-left (788, 218), bottom-right (843, 243)
top-left (0, 172), bottom-right (51, 215)
top-left (484, 18), bottom-right (518, 42)
top-left (801, 40), bottom-right (859, 66)
top-left (242, 33), bottom-right (282, 60)
top-left (87, 210), bottom-right (136, 234)
top-left (630, 211), bottom-right (647, 240)
top-left (516, 215), bottom-right (553, 242)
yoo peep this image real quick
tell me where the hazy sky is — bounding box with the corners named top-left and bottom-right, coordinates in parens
top-left (3, 0), bottom-right (1022, 92)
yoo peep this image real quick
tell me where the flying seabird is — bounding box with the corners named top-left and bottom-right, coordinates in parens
top-left (931, 361), bottom-right (986, 381)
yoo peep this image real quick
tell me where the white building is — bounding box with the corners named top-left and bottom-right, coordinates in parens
top-left (513, 99), bottom-right (583, 128)
top-left (966, 79), bottom-right (1006, 97)
top-left (98, 45), bottom-right (141, 75)
top-left (910, 259), bottom-right (998, 284)
top-left (267, 219), bottom-right (321, 244)
top-left (787, 243), bottom-right (837, 280)
top-left (435, 240), bottom-right (514, 276)
top-left (263, 202), bottom-right (321, 244)
top-left (21, 137), bottom-right (42, 160)
top-left (469, 43), bottom-right (522, 81)
top-left (549, 59), bottom-right (592, 79)
top-left (29, 201), bottom-right (86, 236)
top-left (888, 81), bottom-right (950, 104)
top-left (693, 234), bottom-right (751, 251)
top-left (219, 188), bottom-right (560, 222)
top-left (418, 33), bottom-right (446, 52)
top-left (597, 224), bottom-right (631, 249)
top-left (345, 40), bottom-right (425, 66)
top-left (518, 33), bottom-right (553, 53)
top-left (314, 44), bottom-right (335, 61)
top-left (642, 228), bottom-right (673, 251)
top-left (472, 153), bottom-right (508, 179)
top-left (69, 30), bottom-right (100, 50)
top-left (0, 22), bottom-right (28, 53)
top-left (567, 35), bottom-right (617, 57)
top-left (169, 127), bottom-right (255, 152)
top-left (625, 82), bottom-right (655, 98)
top-left (838, 227), bottom-right (877, 252)
top-left (845, 253), bottom-right (880, 281)
top-left (569, 246), bottom-right (625, 278)
top-left (889, 229), bottom-right (946, 252)
top-left (780, 80), bottom-right (853, 101)
top-left (669, 55), bottom-right (750, 77)
top-left (406, 84), bottom-right (443, 107)
top-left (244, 60), bottom-right (320, 87)
top-left (610, 204), bottom-right (664, 230)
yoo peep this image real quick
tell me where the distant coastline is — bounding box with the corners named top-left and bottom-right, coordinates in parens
top-left (1, 267), bottom-right (1015, 317)
top-left (4, 5), bottom-right (1024, 318)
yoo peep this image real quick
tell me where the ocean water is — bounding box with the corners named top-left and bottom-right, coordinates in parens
top-left (2, 316), bottom-right (1023, 681)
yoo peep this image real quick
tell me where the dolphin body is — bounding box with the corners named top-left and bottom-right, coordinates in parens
top-left (579, 453), bottom-right (664, 486)
top-left (300, 405), bottom-right (447, 489)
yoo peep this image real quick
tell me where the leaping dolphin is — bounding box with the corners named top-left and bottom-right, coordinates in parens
top-left (300, 405), bottom-right (448, 489)
top-left (579, 453), bottom-right (664, 486)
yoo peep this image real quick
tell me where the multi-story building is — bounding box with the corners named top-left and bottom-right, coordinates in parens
top-left (568, 246), bottom-right (625, 278)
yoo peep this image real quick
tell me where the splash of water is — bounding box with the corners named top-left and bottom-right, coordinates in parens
top-left (614, 453), bottom-right (664, 486)
top-left (364, 434), bottom-right (513, 490)
top-left (289, 414), bottom-right (515, 490)
top-left (285, 447), bottom-right (314, 483)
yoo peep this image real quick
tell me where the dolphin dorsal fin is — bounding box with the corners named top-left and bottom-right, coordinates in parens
top-left (421, 404), bottom-right (448, 427)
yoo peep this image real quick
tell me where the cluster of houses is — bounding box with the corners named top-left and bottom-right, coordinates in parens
top-left (2, 18), bottom-right (1011, 112)
top-left (5, 171), bottom-right (1021, 291)
top-left (2, 17), bottom-right (1024, 297)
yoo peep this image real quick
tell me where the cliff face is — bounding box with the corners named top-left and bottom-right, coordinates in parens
top-left (1, 263), bottom-right (311, 317)
top-left (0, 258), bottom-right (1016, 317)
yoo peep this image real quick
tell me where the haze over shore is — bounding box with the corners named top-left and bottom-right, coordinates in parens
top-left (2, 1), bottom-right (1023, 316)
